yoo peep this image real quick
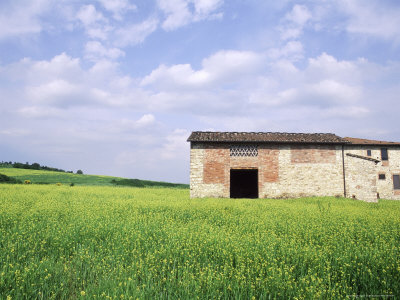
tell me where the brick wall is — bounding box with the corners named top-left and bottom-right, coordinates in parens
top-left (260, 148), bottom-right (279, 183)
top-left (291, 145), bottom-right (336, 164)
top-left (204, 148), bottom-right (228, 184)
top-left (190, 143), bottom-right (344, 199)
top-left (262, 145), bottom-right (343, 198)
top-left (190, 142), bottom-right (400, 201)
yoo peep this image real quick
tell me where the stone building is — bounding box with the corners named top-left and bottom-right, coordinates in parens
top-left (187, 132), bottom-right (400, 202)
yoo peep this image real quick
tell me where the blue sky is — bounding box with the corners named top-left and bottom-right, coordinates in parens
top-left (1, 0), bottom-right (400, 183)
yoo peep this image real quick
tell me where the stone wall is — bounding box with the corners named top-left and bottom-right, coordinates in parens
top-left (260, 145), bottom-right (343, 198)
top-left (343, 153), bottom-right (377, 202)
top-left (344, 146), bottom-right (400, 200)
top-left (190, 143), bottom-right (400, 201)
top-left (190, 143), bottom-right (227, 198)
top-left (190, 143), bottom-right (344, 199)
top-left (190, 142), bottom-right (400, 200)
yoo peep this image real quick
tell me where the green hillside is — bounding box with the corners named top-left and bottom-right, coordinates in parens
top-left (0, 167), bottom-right (188, 188)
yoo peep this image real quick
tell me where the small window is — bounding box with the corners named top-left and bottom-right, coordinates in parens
top-left (230, 145), bottom-right (258, 157)
top-left (366, 150), bottom-right (371, 156)
top-left (378, 174), bottom-right (386, 180)
top-left (381, 148), bottom-right (388, 161)
top-left (393, 175), bottom-right (400, 190)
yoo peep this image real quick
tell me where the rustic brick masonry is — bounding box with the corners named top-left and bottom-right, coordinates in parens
top-left (290, 145), bottom-right (336, 164)
top-left (188, 132), bottom-right (400, 202)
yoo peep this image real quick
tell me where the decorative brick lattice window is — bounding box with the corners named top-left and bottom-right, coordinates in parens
top-left (230, 145), bottom-right (258, 157)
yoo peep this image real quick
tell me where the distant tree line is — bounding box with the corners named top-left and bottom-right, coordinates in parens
top-left (0, 161), bottom-right (83, 174)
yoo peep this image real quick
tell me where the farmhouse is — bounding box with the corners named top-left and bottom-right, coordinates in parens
top-left (187, 132), bottom-right (400, 202)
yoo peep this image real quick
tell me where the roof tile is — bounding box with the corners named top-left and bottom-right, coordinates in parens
top-left (344, 137), bottom-right (400, 146)
top-left (187, 131), bottom-right (348, 144)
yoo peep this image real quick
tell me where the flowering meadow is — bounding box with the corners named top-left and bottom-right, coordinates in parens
top-left (1, 184), bottom-right (399, 299)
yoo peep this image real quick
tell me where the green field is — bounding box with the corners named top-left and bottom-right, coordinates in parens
top-left (0, 168), bottom-right (188, 188)
top-left (1, 184), bottom-right (399, 299)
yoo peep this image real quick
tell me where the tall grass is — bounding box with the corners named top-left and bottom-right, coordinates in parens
top-left (0, 185), bottom-right (399, 299)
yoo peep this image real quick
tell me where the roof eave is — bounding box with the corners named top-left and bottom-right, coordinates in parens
top-left (345, 143), bottom-right (400, 147)
top-left (188, 140), bottom-right (348, 145)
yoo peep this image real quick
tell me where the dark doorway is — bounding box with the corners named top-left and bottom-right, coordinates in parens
top-left (230, 169), bottom-right (258, 198)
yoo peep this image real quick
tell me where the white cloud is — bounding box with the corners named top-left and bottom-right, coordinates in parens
top-left (340, 0), bottom-right (400, 41)
top-left (85, 41), bottom-right (125, 61)
top-left (102, 114), bottom-right (157, 137)
top-left (305, 79), bottom-right (362, 106)
top-left (268, 41), bottom-right (304, 62)
top-left (0, 0), bottom-right (51, 39)
top-left (158, 0), bottom-right (192, 31)
top-left (76, 4), bottom-right (111, 40)
top-left (18, 106), bottom-right (62, 119)
top-left (115, 17), bottom-right (159, 47)
top-left (270, 59), bottom-right (299, 77)
top-left (289, 1), bottom-right (400, 44)
top-left (27, 79), bottom-right (84, 106)
top-left (320, 106), bottom-right (369, 118)
top-left (112, 128), bottom-right (190, 182)
top-left (255, 53), bottom-right (366, 112)
top-left (280, 4), bottom-right (311, 40)
top-left (158, 0), bottom-right (223, 31)
top-left (141, 50), bottom-right (264, 88)
top-left (77, 5), bottom-right (105, 26)
top-left (307, 52), bottom-right (363, 83)
top-left (285, 4), bottom-right (311, 26)
top-left (97, 0), bottom-right (137, 20)
top-left (0, 0), bottom-right (223, 62)
top-left (75, 4), bottom-right (159, 48)
top-left (1, 50), bottom-right (389, 124)
top-left (27, 53), bottom-right (83, 83)
top-left (0, 128), bottom-right (30, 137)
top-left (141, 64), bottom-right (209, 88)
top-left (135, 114), bottom-right (156, 127)
top-left (0, 53), bottom-right (136, 113)
top-left (1, 45), bottom-right (400, 182)
top-left (194, 0), bottom-right (223, 16)
top-left (160, 128), bottom-right (190, 159)
top-left (137, 49), bottom-right (395, 124)
top-left (202, 50), bottom-right (264, 78)
top-left (0, 1), bottom-right (157, 60)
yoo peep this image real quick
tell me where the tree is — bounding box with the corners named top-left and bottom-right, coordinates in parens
top-left (76, 170), bottom-right (83, 175)
top-left (31, 163), bottom-right (40, 170)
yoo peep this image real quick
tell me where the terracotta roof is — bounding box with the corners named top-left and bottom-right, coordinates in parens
top-left (187, 131), bottom-right (348, 144)
top-left (344, 137), bottom-right (400, 146)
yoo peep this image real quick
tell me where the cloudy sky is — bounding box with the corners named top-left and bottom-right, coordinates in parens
top-left (1, 0), bottom-right (400, 183)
